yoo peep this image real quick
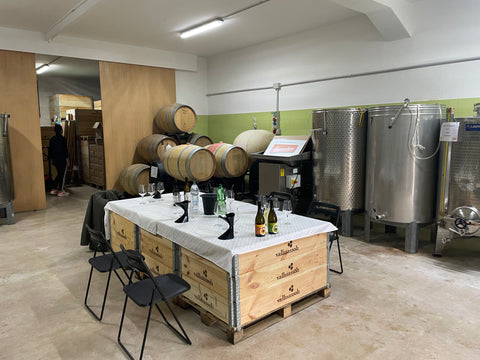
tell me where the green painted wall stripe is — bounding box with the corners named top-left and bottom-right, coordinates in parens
top-left (205, 97), bottom-right (480, 144)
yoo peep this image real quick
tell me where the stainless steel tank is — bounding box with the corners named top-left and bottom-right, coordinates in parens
top-left (0, 113), bottom-right (14, 204)
top-left (434, 106), bottom-right (480, 254)
top-left (312, 108), bottom-right (367, 236)
top-left (365, 102), bottom-right (445, 252)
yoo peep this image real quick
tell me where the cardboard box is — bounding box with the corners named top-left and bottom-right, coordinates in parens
top-left (49, 94), bottom-right (93, 121)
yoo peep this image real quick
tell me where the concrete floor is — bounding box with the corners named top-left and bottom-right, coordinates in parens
top-left (1, 185), bottom-right (479, 360)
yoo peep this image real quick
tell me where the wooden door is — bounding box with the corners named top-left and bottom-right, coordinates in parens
top-left (98, 61), bottom-right (175, 190)
top-left (0, 50), bottom-right (45, 212)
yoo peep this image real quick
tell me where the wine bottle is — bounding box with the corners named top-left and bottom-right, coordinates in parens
top-left (255, 201), bottom-right (266, 237)
top-left (217, 184), bottom-right (227, 215)
top-left (184, 177), bottom-right (190, 201)
top-left (268, 199), bottom-right (278, 234)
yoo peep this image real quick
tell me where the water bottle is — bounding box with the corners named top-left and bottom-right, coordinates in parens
top-left (191, 181), bottom-right (199, 212)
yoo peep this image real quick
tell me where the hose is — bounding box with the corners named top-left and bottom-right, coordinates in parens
top-left (406, 105), bottom-right (442, 161)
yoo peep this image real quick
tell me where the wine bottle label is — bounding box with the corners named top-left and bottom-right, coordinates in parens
top-left (268, 222), bottom-right (278, 234)
top-left (255, 224), bottom-right (266, 237)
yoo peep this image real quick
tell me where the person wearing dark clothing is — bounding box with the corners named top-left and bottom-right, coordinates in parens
top-left (48, 123), bottom-right (70, 196)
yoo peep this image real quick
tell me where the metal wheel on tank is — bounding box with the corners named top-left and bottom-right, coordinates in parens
top-left (450, 206), bottom-right (480, 236)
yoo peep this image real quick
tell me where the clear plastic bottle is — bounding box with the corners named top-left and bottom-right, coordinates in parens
top-left (191, 181), bottom-right (199, 212)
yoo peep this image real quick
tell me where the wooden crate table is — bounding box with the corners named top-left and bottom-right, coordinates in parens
top-left (104, 195), bottom-right (336, 343)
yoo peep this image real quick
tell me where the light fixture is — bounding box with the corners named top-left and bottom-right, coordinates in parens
top-left (179, 18), bottom-right (224, 39)
top-left (35, 56), bottom-right (62, 75)
top-left (36, 64), bottom-right (50, 74)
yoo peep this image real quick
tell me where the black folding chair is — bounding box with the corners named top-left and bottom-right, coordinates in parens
top-left (84, 225), bottom-right (129, 321)
top-left (306, 201), bottom-right (344, 274)
top-left (118, 245), bottom-right (191, 360)
top-left (268, 191), bottom-right (294, 211)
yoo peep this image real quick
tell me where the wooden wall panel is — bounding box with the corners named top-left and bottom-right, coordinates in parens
top-left (0, 50), bottom-right (46, 212)
top-left (99, 62), bottom-right (175, 190)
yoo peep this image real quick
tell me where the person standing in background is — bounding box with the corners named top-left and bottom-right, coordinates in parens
top-left (49, 123), bottom-right (70, 196)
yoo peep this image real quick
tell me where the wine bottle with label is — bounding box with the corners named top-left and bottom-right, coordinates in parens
top-left (184, 177), bottom-right (190, 202)
top-left (255, 201), bottom-right (266, 237)
top-left (268, 199), bottom-right (278, 234)
top-left (217, 184), bottom-right (227, 215)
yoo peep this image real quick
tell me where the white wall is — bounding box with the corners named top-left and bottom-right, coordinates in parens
top-left (175, 57), bottom-right (208, 115)
top-left (207, 0), bottom-right (480, 115)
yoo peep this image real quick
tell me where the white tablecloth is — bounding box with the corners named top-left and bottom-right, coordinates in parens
top-left (104, 194), bottom-right (336, 273)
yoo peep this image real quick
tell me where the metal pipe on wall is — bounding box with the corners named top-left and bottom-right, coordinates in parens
top-left (206, 56), bottom-right (480, 97)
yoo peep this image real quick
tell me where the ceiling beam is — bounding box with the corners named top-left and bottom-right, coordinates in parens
top-left (332, 0), bottom-right (412, 41)
top-left (46, 0), bottom-right (103, 42)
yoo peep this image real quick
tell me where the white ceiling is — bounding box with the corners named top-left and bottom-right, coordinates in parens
top-left (0, 0), bottom-right (417, 77)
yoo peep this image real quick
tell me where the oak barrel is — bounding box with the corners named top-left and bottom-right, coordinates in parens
top-left (205, 143), bottom-right (249, 178)
top-left (136, 134), bottom-right (177, 163)
top-left (163, 144), bottom-right (215, 182)
top-left (119, 163), bottom-right (150, 195)
top-left (154, 103), bottom-right (196, 134)
top-left (233, 129), bottom-right (274, 155)
top-left (187, 133), bottom-right (213, 147)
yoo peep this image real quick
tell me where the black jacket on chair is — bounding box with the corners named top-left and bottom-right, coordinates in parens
top-left (81, 189), bottom-right (124, 247)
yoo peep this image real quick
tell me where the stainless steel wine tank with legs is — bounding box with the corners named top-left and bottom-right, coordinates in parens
top-left (365, 102), bottom-right (445, 253)
top-left (312, 108), bottom-right (366, 236)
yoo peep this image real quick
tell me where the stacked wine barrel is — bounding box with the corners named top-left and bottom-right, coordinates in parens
top-left (118, 103), bottom-right (218, 195)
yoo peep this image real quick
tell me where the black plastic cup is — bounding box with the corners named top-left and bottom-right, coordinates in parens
top-left (201, 193), bottom-right (217, 215)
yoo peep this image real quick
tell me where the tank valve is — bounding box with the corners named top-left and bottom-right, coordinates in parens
top-left (375, 214), bottom-right (386, 220)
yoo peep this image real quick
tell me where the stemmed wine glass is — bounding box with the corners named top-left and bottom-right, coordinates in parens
top-left (283, 199), bottom-right (292, 224)
top-left (272, 198), bottom-right (280, 213)
top-left (226, 190), bottom-right (235, 212)
top-left (213, 201), bottom-right (227, 228)
top-left (138, 184), bottom-right (146, 204)
top-left (148, 183), bottom-right (156, 202)
top-left (157, 182), bottom-right (165, 200)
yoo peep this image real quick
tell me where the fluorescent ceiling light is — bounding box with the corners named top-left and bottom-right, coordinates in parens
top-left (36, 64), bottom-right (50, 74)
top-left (180, 18), bottom-right (224, 39)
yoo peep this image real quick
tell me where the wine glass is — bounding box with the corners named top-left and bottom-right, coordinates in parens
top-left (213, 201), bottom-right (221, 227)
top-left (213, 201), bottom-right (228, 228)
top-left (283, 199), bottom-right (292, 224)
top-left (148, 183), bottom-right (156, 202)
top-left (226, 190), bottom-right (235, 212)
top-left (138, 184), bottom-right (146, 204)
top-left (272, 198), bottom-right (280, 213)
top-left (157, 182), bottom-right (165, 200)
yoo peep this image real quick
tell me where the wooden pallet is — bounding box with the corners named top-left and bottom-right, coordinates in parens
top-left (176, 287), bottom-right (330, 344)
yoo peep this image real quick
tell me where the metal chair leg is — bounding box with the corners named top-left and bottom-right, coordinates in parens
top-left (84, 266), bottom-right (113, 321)
top-left (328, 236), bottom-right (344, 274)
top-left (155, 301), bottom-right (191, 345)
top-left (117, 294), bottom-right (135, 360)
top-left (138, 303), bottom-right (154, 360)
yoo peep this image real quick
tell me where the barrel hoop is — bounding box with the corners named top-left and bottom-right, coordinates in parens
top-left (163, 148), bottom-right (173, 176)
top-left (189, 134), bottom-right (200, 143)
top-left (135, 165), bottom-right (145, 193)
top-left (220, 145), bottom-right (233, 177)
top-left (176, 145), bottom-right (190, 180)
top-left (185, 147), bottom-right (198, 180)
top-left (167, 104), bottom-right (180, 132)
top-left (149, 137), bottom-right (159, 162)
